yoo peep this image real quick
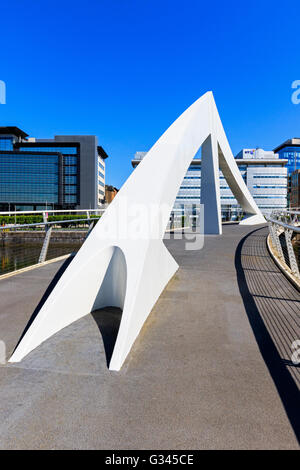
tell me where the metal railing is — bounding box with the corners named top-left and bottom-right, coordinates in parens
top-left (266, 209), bottom-right (300, 279)
top-left (0, 209), bottom-right (105, 276)
top-left (0, 208), bottom-right (107, 216)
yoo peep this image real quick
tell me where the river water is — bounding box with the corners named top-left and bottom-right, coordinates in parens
top-left (0, 242), bottom-right (82, 275)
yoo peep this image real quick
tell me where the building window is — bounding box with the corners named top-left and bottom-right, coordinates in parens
top-left (0, 152), bottom-right (60, 204)
top-left (64, 175), bottom-right (77, 184)
top-left (0, 137), bottom-right (14, 150)
top-left (64, 185), bottom-right (77, 194)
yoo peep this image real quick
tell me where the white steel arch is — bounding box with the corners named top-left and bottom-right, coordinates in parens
top-left (10, 92), bottom-right (265, 370)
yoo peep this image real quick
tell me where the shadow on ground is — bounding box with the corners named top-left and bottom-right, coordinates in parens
top-left (235, 227), bottom-right (300, 443)
top-left (11, 254), bottom-right (76, 352)
top-left (91, 307), bottom-right (122, 367)
top-left (10, 248), bottom-right (122, 369)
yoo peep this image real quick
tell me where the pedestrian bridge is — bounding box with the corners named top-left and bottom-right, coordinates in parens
top-left (0, 224), bottom-right (299, 449)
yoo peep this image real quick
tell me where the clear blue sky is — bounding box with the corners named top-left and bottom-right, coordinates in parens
top-left (1, 0), bottom-right (300, 188)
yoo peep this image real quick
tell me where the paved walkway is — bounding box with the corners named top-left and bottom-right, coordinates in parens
top-left (0, 225), bottom-right (299, 449)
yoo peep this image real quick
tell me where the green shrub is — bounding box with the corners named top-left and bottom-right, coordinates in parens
top-left (0, 213), bottom-right (101, 228)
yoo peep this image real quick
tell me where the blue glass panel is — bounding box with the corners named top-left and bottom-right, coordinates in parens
top-left (278, 147), bottom-right (300, 174)
top-left (0, 152), bottom-right (59, 204)
top-left (18, 146), bottom-right (78, 155)
top-left (0, 137), bottom-right (14, 150)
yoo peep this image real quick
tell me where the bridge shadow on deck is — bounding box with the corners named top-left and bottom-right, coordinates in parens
top-left (91, 308), bottom-right (122, 367)
top-left (11, 249), bottom-right (123, 369)
top-left (235, 226), bottom-right (300, 443)
top-left (11, 254), bottom-right (76, 352)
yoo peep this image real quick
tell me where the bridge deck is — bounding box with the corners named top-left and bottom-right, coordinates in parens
top-left (0, 224), bottom-right (299, 449)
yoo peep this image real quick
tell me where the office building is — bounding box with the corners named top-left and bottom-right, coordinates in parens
top-left (0, 127), bottom-right (108, 211)
top-left (0, 126), bottom-right (28, 150)
top-left (105, 185), bottom-right (118, 203)
top-left (274, 138), bottom-right (300, 174)
top-left (290, 169), bottom-right (300, 208)
top-left (132, 148), bottom-right (288, 218)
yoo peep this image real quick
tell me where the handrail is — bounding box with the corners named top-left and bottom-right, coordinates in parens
top-left (0, 217), bottom-right (101, 231)
top-left (271, 209), bottom-right (300, 216)
top-left (265, 216), bottom-right (300, 233)
top-left (0, 208), bottom-right (106, 216)
top-left (0, 214), bottom-right (101, 272)
top-left (267, 209), bottom-right (300, 280)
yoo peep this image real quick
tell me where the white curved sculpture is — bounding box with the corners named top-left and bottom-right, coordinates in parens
top-left (10, 92), bottom-right (265, 370)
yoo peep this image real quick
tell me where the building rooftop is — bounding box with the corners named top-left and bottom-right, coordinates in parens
top-left (0, 126), bottom-right (28, 139)
top-left (97, 146), bottom-right (109, 159)
top-left (274, 138), bottom-right (300, 153)
top-left (235, 158), bottom-right (288, 165)
top-left (235, 148), bottom-right (280, 160)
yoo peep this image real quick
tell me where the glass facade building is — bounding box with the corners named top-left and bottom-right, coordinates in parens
top-left (0, 127), bottom-right (108, 211)
top-left (274, 138), bottom-right (300, 175)
top-left (0, 151), bottom-right (62, 209)
top-left (290, 169), bottom-right (300, 208)
top-left (16, 142), bottom-right (80, 207)
top-left (0, 137), bottom-right (14, 151)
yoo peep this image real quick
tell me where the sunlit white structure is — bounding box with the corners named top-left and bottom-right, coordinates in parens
top-left (10, 92), bottom-right (265, 370)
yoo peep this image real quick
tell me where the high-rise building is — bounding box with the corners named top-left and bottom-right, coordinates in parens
top-left (273, 138), bottom-right (300, 174)
top-left (132, 148), bottom-right (288, 218)
top-left (0, 127), bottom-right (28, 150)
top-left (0, 127), bottom-right (108, 211)
top-left (290, 169), bottom-right (300, 208)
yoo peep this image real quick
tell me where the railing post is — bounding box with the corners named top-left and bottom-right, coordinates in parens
top-left (85, 220), bottom-right (94, 241)
top-left (269, 222), bottom-right (284, 260)
top-left (39, 226), bottom-right (53, 264)
top-left (284, 228), bottom-right (300, 278)
top-left (170, 213), bottom-right (174, 230)
top-left (268, 222), bottom-right (276, 249)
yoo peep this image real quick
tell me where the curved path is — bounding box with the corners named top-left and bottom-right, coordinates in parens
top-left (0, 224), bottom-right (298, 449)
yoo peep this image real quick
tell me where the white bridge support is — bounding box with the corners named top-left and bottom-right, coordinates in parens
top-left (10, 92), bottom-right (265, 370)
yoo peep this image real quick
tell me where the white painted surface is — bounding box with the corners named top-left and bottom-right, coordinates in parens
top-left (10, 92), bottom-right (265, 370)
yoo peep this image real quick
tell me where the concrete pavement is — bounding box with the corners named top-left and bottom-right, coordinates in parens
top-left (0, 224), bottom-right (299, 449)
